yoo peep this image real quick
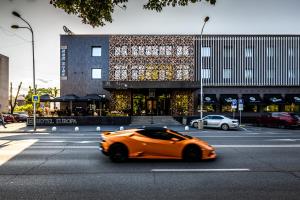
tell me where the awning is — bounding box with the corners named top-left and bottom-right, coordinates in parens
top-left (263, 94), bottom-right (284, 104)
top-left (220, 94), bottom-right (238, 104)
top-left (54, 94), bottom-right (79, 102)
top-left (77, 94), bottom-right (106, 102)
top-left (40, 94), bottom-right (55, 102)
top-left (242, 94), bottom-right (262, 104)
top-left (200, 94), bottom-right (218, 104)
top-left (285, 94), bottom-right (300, 104)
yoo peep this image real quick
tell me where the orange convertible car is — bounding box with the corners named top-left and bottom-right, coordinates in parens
top-left (100, 127), bottom-right (216, 162)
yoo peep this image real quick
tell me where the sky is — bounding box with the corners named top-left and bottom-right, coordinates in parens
top-left (0, 0), bottom-right (300, 95)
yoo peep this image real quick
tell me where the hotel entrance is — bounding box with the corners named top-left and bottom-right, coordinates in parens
top-left (132, 90), bottom-right (171, 116)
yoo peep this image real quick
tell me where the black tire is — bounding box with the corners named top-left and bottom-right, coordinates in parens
top-left (108, 143), bottom-right (128, 162)
top-left (221, 123), bottom-right (229, 131)
top-left (193, 122), bottom-right (198, 128)
top-left (183, 145), bottom-right (202, 162)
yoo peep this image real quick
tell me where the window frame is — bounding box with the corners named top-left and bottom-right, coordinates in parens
top-left (91, 68), bottom-right (102, 79)
top-left (91, 46), bottom-right (102, 57)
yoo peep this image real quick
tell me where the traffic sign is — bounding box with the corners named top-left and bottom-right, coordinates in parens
top-left (238, 99), bottom-right (244, 104)
top-left (32, 95), bottom-right (40, 103)
top-left (231, 99), bottom-right (237, 109)
top-left (238, 98), bottom-right (244, 111)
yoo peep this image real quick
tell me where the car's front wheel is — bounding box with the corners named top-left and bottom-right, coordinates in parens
top-left (108, 143), bottom-right (128, 162)
top-left (221, 123), bottom-right (229, 131)
top-left (183, 145), bottom-right (202, 162)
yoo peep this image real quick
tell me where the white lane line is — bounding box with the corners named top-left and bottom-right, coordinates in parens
top-left (151, 168), bottom-right (250, 172)
top-left (268, 139), bottom-right (300, 142)
top-left (213, 145), bottom-right (300, 148)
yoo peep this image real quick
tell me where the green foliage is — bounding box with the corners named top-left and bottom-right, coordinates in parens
top-left (50, 0), bottom-right (215, 27)
top-left (15, 104), bottom-right (43, 116)
top-left (25, 87), bottom-right (59, 104)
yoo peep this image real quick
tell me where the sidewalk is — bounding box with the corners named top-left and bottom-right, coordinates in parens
top-left (0, 122), bottom-right (192, 133)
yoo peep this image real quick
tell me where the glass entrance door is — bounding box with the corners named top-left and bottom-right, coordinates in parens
top-left (132, 91), bottom-right (171, 116)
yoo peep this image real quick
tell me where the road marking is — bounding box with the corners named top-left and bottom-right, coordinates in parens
top-left (213, 145), bottom-right (300, 148)
top-left (268, 139), bottom-right (300, 142)
top-left (151, 168), bottom-right (250, 172)
top-left (0, 139), bottom-right (38, 166)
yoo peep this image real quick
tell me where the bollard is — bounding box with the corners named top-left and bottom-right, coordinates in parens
top-left (75, 127), bottom-right (79, 132)
top-left (185, 126), bottom-right (189, 131)
top-left (120, 126), bottom-right (124, 130)
top-left (96, 126), bottom-right (101, 131)
top-left (52, 127), bottom-right (57, 132)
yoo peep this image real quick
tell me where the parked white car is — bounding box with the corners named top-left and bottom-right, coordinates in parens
top-left (190, 115), bottom-right (239, 130)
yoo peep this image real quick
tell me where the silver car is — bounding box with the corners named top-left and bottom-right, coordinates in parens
top-left (190, 115), bottom-right (239, 130)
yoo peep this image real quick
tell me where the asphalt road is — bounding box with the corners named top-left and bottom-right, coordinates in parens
top-left (0, 126), bottom-right (299, 200)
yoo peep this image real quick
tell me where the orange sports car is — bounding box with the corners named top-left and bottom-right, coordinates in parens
top-left (100, 127), bottom-right (216, 162)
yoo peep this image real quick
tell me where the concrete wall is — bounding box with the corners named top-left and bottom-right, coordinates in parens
top-left (0, 54), bottom-right (9, 112)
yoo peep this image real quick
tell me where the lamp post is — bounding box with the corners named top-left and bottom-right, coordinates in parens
top-left (11, 11), bottom-right (37, 131)
top-left (199, 16), bottom-right (209, 129)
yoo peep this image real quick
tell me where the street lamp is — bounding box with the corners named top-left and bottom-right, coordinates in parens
top-left (199, 16), bottom-right (209, 129)
top-left (11, 11), bottom-right (37, 131)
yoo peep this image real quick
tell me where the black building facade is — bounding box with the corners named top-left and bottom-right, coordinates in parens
top-left (60, 35), bottom-right (300, 116)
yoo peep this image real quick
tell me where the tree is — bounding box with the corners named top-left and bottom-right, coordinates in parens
top-left (50, 0), bottom-right (216, 27)
top-left (9, 82), bottom-right (22, 114)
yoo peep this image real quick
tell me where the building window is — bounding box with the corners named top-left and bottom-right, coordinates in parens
top-left (92, 46), bottom-right (101, 56)
top-left (267, 47), bottom-right (274, 57)
top-left (201, 47), bottom-right (210, 57)
top-left (267, 69), bottom-right (274, 79)
top-left (245, 48), bottom-right (253, 58)
top-left (121, 46), bottom-right (127, 56)
top-left (159, 46), bottom-right (166, 55)
top-left (152, 46), bottom-right (159, 56)
top-left (138, 46), bottom-right (145, 56)
top-left (183, 46), bottom-right (189, 56)
top-left (288, 69), bottom-right (295, 80)
top-left (114, 65), bottom-right (127, 80)
top-left (202, 69), bottom-right (210, 79)
top-left (145, 46), bottom-right (152, 56)
top-left (223, 69), bottom-right (231, 79)
top-left (92, 68), bottom-right (102, 79)
top-left (132, 46), bottom-right (138, 56)
top-left (245, 69), bottom-right (253, 79)
top-left (224, 47), bottom-right (232, 57)
top-left (166, 46), bottom-right (172, 56)
top-left (288, 48), bottom-right (294, 57)
top-left (176, 46), bottom-right (183, 56)
top-left (114, 47), bottom-right (121, 56)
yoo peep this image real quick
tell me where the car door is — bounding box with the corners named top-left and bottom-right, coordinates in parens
top-left (212, 116), bottom-right (225, 127)
top-left (139, 130), bottom-right (183, 158)
top-left (203, 116), bottom-right (212, 127)
top-left (206, 115), bottom-right (220, 127)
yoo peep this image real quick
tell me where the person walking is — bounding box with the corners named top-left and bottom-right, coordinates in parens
top-left (0, 112), bottom-right (7, 128)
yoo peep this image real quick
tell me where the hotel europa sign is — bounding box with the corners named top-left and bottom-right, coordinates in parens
top-left (26, 117), bottom-right (131, 126)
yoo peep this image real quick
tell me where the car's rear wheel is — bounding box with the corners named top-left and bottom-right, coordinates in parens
top-left (109, 143), bottom-right (128, 162)
top-left (193, 122), bottom-right (198, 128)
top-left (183, 145), bottom-right (202, 162)
top-left (221, 123), bottom-right (229, 131)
